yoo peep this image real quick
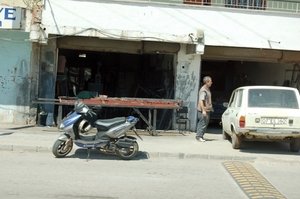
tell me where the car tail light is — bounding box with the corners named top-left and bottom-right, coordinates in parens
top-left (239, 116), bottom-right (245, 128)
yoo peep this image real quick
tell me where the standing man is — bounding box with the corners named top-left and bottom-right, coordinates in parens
top-left (196, 76), bottom-right (213, 142)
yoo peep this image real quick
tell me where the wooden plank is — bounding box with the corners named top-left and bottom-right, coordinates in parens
top-left (58, 98), bottom-right (182, 109)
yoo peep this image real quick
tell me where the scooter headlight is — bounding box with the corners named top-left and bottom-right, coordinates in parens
top-left (128, 116), bottom-right (135, 122)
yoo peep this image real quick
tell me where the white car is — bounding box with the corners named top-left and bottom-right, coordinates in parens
top-left (221, 85), bottom-right (300, 152)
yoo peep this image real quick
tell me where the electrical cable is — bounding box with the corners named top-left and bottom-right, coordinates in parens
top-left (45, 27), bottom-right (188, 43)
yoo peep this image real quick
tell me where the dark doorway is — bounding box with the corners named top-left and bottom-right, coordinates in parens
top-left (56, 49), bottom-right (175, 130)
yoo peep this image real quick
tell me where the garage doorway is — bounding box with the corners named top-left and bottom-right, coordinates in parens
top-left (201, 60), bottom-right (296, 125)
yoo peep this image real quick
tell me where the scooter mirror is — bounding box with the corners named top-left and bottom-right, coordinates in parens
top-left (73, 85), bottom-right (77, 97)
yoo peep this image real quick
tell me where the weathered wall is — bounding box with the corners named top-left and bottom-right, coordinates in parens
top-left (0, 0), bottom-right (26, 7)
top-left (0, 30), bottom-right (32, 124)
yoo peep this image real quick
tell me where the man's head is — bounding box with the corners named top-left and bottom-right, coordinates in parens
top-left (203, 76), bottom-right (212, 88)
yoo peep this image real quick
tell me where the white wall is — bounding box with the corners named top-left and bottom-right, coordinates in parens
top-left (38, 0), bottom-right (300, 51)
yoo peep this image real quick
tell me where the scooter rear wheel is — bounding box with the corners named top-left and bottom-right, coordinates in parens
top-left (116, 141), bottom-right (139, 160)
top-left (52, 140), bottom-right (73, 158)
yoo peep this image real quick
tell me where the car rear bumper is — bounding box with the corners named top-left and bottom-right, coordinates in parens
top-left (236, 129), bottom-right (300, 141)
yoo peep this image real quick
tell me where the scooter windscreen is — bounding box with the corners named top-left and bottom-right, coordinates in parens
top-left (74, 100), bottom-right (89, 114)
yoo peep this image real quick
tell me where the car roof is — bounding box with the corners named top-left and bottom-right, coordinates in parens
top-left (235, 85), bottom-right (299, 91)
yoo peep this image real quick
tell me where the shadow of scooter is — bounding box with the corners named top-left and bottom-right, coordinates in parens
top-left (65, 148), bottom-right (150, 161)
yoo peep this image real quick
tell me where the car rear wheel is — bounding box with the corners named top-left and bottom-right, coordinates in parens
top-left (222, 128), bottom-right (230, 140)
top-left (290, 138), bottom-right (300, 152)
top-left (232, 132), bottom-right (242, 149)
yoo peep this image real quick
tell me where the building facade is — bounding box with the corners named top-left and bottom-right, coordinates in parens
top-left (1, 0), bottom-right (300, 131)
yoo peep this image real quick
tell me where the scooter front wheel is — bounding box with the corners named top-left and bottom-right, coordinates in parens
top-left (52, 140), bottom-right (73, 158)
top-left (116, 141), bottom-right (139, 160)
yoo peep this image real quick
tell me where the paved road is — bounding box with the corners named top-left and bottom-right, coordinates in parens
top-left (1, 151), bottom-right (299, 199)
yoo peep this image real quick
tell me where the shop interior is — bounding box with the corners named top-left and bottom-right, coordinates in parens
top-left (56, 49), bottom-right (175, 130)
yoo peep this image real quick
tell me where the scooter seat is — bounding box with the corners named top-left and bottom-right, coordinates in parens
top-left (94, 117), bottom-right (126, 131)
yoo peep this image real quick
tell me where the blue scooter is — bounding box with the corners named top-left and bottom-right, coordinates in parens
top-left (52, 87), bottom-right (142, 160)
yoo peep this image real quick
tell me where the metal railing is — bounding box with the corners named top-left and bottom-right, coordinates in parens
top-left (128, 0), bottom-right (300, 13)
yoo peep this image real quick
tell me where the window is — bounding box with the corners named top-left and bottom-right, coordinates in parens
top-left (236, 90), bottom-right (243, 107)
top-left (225, 0), bottom-right (266, 10)
top-left (184, 0), bottom-right (266, 9)
top-left (229, 90), bottom-right (238, 107)
top-left (183, 0), bottom-right (212, 5)
top-left (248, 89), bottom-right (299, 109)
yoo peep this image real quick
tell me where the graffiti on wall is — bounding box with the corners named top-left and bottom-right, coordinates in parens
top-left (176, 71), bottom-right (196, 100)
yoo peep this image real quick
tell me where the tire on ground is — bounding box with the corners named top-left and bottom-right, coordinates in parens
top-left (52, 140), bottom-right (73, 158)
top-left (222, 128), bottom-right (230, 140)
top-left (116, 141), bottom-right (139, 160)
top-left (290, 138), bottom-right (300, 152)
top-left (231, 132), bottom-right (242, 149)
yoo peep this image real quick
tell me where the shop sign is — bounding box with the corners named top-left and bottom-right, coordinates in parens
top-left (0, 7), bottom-right (21, 29)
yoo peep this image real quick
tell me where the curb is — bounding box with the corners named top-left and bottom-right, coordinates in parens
top-left (0, 144), bottom-right (257, 161)
top-left (144, 152), bottom-right (257, 161)
top-left (4, 144), bottom-right (300, 165)
top-left (0, 145), bottom-right (52, 153)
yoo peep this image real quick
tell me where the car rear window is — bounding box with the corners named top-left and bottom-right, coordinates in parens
top-left (248, 89), bottom-right (299, 109)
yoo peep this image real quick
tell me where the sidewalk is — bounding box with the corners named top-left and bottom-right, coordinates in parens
top-left (0, 124), bottom-right (300, 163)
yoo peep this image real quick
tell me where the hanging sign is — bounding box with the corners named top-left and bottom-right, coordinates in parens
top-left (0, 7), bottom-right (22, 29)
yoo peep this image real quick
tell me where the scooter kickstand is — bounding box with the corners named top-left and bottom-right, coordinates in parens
top-left (86, 148), bottom-right (91, 162)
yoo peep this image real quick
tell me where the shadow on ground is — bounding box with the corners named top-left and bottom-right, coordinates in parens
top-left (62, 148), bottom-right (150, 161)
top-left (229, 139), bottom-right (300, 155)
top-left (0, 132), bottom-right (14, 136)
top-left (208, 124), bottom-right (300, 155)
top-left (7, 125), bottom-right (36, 130)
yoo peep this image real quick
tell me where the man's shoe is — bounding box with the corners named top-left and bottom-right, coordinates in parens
top-left (196, 137), bottom-right (205, 142)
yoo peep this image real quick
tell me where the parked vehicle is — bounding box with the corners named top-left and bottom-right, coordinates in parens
top-left (210, 91), bottom-right (231, 124)
top-left (221, 85), bottom-right (300, 152)
top-left (210, 101), bottom-right (227, 124)
top-left (52, 87), bottom-right (142, 160)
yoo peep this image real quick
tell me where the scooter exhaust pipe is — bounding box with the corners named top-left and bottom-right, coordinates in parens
top-left (116, 140), bottom-right (134, 147)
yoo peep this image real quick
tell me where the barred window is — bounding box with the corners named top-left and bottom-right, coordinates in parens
top-left (225, 0), bottom-right (266, 10)
top-left (184, 0), bottom-right (266, 9)
top-left (183, 0), bottom-right (212, 5)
